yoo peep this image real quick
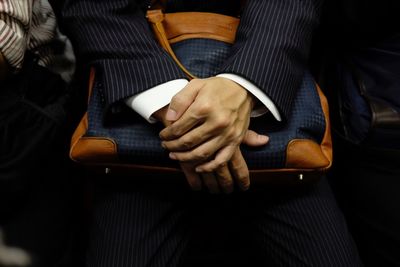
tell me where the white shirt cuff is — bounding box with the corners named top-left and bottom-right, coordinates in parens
top-left (125, 79), bottom-right (188, 123)
top-left (216, 73), bottom-right (282, 121)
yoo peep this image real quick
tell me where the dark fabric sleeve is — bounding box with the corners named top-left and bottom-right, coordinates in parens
top-left (220, 0), bottom-right (323, 119)
top-left (60, 0), bottom-right (187, 108)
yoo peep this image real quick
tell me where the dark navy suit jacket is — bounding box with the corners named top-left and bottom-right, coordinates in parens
top-left (60, 0), bottom-right (323, 120)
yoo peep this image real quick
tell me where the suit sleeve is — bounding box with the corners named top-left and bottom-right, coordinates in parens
top-left (220, 0), bottom-right (323, 119)
top-left (60, 0), bottom-right (186, 108)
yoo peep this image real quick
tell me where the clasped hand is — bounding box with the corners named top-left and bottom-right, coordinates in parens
top-left (154, 77), bottom-right (269, 194)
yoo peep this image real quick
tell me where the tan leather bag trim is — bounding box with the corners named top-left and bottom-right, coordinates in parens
top-left (70, 112), bottom-right (89, 160)
top-left (70, 137), bottom-right (118, 163)
top-left (286, 139), bottom-right (330, 169)
top-left (70, 68), bottom-right (119, 162)
top-left (147, 10), bottom-right (195, 79)
top-left (285, 84), bottom-right (332, 170)
top-left (70, 11), bottom-right (331, 181)
top-left (163, 12), bottom-right (239, 45)
top-left (316, 84), bottom-right (333, 170)
top-left (147, 10), bottom-right (240, 79)
top-left (87, 68), bottom-right (95, 104)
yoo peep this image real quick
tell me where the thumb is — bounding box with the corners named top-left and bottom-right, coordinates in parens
top-left (166, 80), bottom-right (201, 121)
top-left (242, 129), bottom-right (269, 147)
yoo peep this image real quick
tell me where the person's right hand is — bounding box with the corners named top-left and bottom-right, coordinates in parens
top-left (153, 106), bottom-right (269, 194)
top-left (178, 130), bottom-right (268, 193)
top-left (159, 77), bottom-right (255, 168)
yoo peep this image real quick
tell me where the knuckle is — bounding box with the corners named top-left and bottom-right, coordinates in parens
top-left (189, 79), bottom-right (202, 86)
top-left (236, 169), bottom-right (250, 186)
top-left (180, 138), bottom-right (194, 150)
top-left (165, 124), bottom-right (176, 133)
top-left (196, 102), bottom-right (212, 116)
top-left (227, 127), bottom-right (242, 141)
top-left (214, 116), bottom-right (230, 129)
top-left (214, 160), bottom-right (227, 171)
top-left (171, 94), bottom-right (188, 106)
top-left (237, 176), bottom-right (250, 188)
top-left (195, 150), bottom-right (210, 161)
top-left (217, 161), bottom-right (227, 169)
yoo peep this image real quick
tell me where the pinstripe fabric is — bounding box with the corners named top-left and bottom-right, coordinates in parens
top-left (87, 187), bottom-right (191, 267)
top-left (221, 0), bottom-right (323, 118)
top-left (61, 0), bottom-right (187, 109)
top-left (87, 177), bottom-right (362, 267)
top-left (248, 178), bottom-right (362, 266)
top-left (0, 0), bottom-right (31, 69)
top-left (60, 1), bottom-right (362, 266)
top-left (0, 0), bottom-right (74, 76)
top-left (61, 0), bottom-right (322, 118)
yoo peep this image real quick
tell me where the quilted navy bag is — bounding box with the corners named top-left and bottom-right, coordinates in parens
top-left (70, 11), bottom-right (332, 184)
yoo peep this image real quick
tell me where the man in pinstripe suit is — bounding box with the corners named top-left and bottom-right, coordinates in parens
top-left (60, 0), bottom-right (363, 266)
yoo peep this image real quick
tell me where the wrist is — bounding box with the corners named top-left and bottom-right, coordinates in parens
top-left (218, 76), bottom-right (255, 110)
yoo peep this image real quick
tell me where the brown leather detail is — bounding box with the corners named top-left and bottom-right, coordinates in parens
top-left (316, 84), bottom-right (333, 170)
top-left (70, 68), bottom-right (94, 161)
top-left (163, 12), bottom-right (239, 45)
top-left (147, 10), bottom-right (196, 79)
top-left (87, 68), bottom-right (95, 104)
top-left (70, 112), bottom-right (89, 159)
top-left (70, 137), bottom-right (118, 162)
top-left (70, 68), bottom-right (94, 160)
top-left (70, 68), bottom-right (119, 163)
top-left (147, 10), bottom-right (240, 80)
top-left (285, 84), bottom-right (332, 171)
top-left (286, 139), bottom-right (330, 169)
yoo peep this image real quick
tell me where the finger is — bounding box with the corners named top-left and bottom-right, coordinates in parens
top-left (229, 149), bottom-right (250, 191)
top-left (215, 165), bottom-right (234, 194)
top-left (166, 81), bottom-right (201, 122)
top-left (194, 146), bottom-right (236, 173)
top-left (242, 130), bottom-right (269, 147)
top-left (161, 123), bottom-right (216, 152)
top-left (180, 162), bottom-right (202, 191)
top-left (169, 136), bottom-right (229, 162)
top-left (160, 105), bottom-right (203, 141)
top-left (201, 172), bottom-right (220, 194)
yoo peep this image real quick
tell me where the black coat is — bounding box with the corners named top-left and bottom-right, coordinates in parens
top-left (60, 0), bottom-right (323, 120)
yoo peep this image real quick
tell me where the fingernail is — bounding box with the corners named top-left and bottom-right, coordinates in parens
top-left (169, 152), bottom-right (177, 160)
top-left (161, 142), bottom-right (166, 149)
top-left (259, 135), bottom-right (269, 142)
top-left (195, 167), bottom-right (203, 172)
top-left (166, 108), bottom-right (177, 121)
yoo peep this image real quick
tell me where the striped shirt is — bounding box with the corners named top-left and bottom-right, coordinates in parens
top-left (0, 0), bottom-right (75, 81)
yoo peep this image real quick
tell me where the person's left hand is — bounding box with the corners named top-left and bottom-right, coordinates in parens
top-left (159, 77), bottom-right (255, 169)
top-left (154, 103), bottom-right (269, 193)
top-left (153, 77), bottom-right (269, 193)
